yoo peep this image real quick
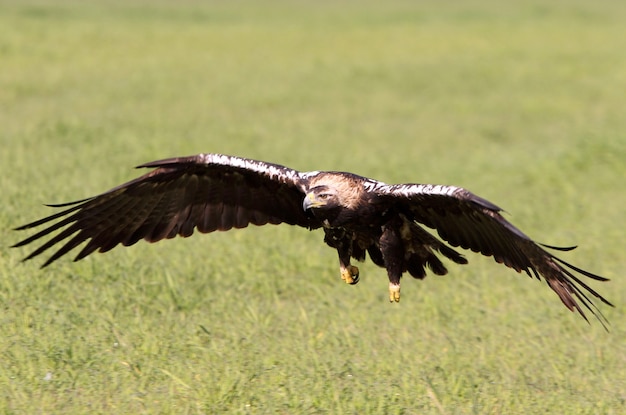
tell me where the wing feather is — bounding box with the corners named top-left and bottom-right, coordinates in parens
top-left (378, 183), bottom-right (612, 327)
top-left (13, 153), bottom-right (320, 266)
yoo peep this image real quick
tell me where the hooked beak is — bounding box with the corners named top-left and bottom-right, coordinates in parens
top-left (302, 192), bottom-right (323, 211)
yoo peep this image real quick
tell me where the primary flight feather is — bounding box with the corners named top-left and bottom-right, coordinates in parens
top-left (13, 153), bottom-right (613, 327)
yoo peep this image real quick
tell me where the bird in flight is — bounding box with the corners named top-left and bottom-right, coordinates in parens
top-left (13, 153), bottom-right (612, 327)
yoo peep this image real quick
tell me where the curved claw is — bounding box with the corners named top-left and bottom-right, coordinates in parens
top-left (389, 283), bottom-right (400, 302)
top-left (341, 265), bottom-right (360, 285)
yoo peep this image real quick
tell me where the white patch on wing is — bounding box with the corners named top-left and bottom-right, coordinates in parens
top-left (199, 153), bottom-right (307, 187)
top-left (300, 171), bottom-right (321, 179)
top-left (362, 179), bottom-right (388, 193)
top-left (377, 183), bottom-right (461, 198)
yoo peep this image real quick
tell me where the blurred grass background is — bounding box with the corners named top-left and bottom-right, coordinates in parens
top-left (1, 0), bottom-right (625, 413)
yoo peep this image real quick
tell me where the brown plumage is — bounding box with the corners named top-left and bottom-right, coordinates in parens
top-left (13, 153), bottom-right (613, 328)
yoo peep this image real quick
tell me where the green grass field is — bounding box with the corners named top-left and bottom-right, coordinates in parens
top-left (1, 0), bottom-right (625, 413)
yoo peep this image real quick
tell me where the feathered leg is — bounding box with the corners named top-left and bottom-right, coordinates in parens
top-left (380, 221), bottom-right (404, 302)
top-left (323, 228), bottom-right (359, 285)
top-left (338, 251), bottom-right (360, 285)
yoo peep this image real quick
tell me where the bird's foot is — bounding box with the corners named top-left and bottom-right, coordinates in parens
top-left (389, 283), bottom-right (400, 302)
top-left (340, 265), bottom-right (360, 285)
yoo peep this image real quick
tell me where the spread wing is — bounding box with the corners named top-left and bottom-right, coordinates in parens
top-left (13, 154), bottom-right (321, 267)
top-left (374, 183), bottom-right (613, 327)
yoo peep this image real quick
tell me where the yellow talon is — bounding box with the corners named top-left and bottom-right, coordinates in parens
top-left (340, 265), bottom-right (360, 285)
top-left (389, 283), bottom-right (400, 302)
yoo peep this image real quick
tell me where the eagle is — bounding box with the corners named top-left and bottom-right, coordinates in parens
top-left (13, 153), bottom-right (612, 327)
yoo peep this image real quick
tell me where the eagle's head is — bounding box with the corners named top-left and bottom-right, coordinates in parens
top-left (302, 173), bottom-right (365, 226)
top-left (302, 185), bottom-right (342, 212)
